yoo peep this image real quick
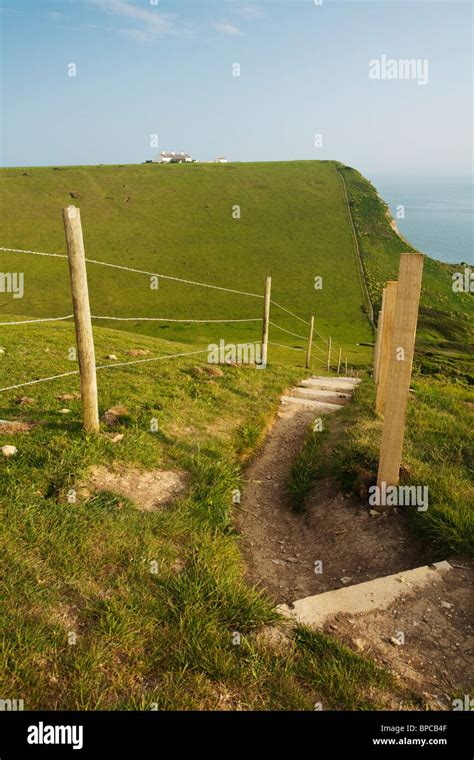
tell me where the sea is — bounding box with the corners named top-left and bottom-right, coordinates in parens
top-left (369, 175), bottom-right (473, 266)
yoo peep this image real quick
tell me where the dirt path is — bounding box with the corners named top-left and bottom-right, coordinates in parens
top-left (237, 381), bottom-right (436, 606)
top-left (236, 376), bottom-right (473, 705)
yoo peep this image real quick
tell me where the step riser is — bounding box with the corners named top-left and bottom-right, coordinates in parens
top-left (293, 390), bottom-right (350, 404)
top-left (292, 394), bottom-right (348, 406)
top-left (300, 381), bottom-right (358, 393)
top-left (278, 561), bottom-right (452, 628)
top-left (312, 376), bottom-right (361, 384)
top-left (281, 396), bottom-right (342, 412)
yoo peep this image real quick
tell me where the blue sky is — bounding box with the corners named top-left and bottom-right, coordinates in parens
top-left (0, 0), bottom-right (472, 177)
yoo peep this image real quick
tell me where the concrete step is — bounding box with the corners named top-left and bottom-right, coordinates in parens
top-left (291, 387), bottom-right (350, 405)
top-left (280, 396), bottom-right (342, 413)
top-left (301, 378), bottom-right (360, 393)
top-left (278, 561), bottom-right (452, 628)
top-left (312, 376), bottom-right (361, 384)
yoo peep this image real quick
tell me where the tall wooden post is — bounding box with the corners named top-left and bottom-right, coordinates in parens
top-left (373, 287), bottom-right (387, 384)
top-left (375, 281), bottom-right (398, 416)
top-left (62, 205), bottom-right (99, 433)
top-left (377, 254), bottom-right (424, 488)
top-left (261, 276), bottom-right (271, 368)
top-left (337, 347), bottom-right (342, 374)
top-left (327, 337), bottom-right (332, 372)
top-left (305, 315), bottom-right (314, 369)
top-left (345, 357), bottom-right (348, 375)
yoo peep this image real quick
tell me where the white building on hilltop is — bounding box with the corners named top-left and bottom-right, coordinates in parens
top-left (159, 151), bottom-right (192, 164)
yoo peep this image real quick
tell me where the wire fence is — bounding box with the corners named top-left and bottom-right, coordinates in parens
top-left (1, 242), bottom-right (356, 396)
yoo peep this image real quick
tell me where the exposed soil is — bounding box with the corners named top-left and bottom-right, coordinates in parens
top-left (86, 464), bottom-right (188, 511)
top-left (324, 563), bottom-right (474, 708)
top-left (237, 405), bottom-right (436, 606)
top-left (0, 419), bottom-right (37, 433)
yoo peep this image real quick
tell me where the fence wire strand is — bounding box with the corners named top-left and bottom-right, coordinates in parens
top-left (0, 246), bottom-right (263, 300)
top-left (1, 244), bottom-right (354, 370)
top-left (0, 315), bottom-right (74, 326)
top-left (0, 347), bottom-right (215, 393)
top-left (269, 321), bottom-right (308, 342)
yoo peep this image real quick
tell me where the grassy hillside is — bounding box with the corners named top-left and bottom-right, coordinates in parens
top-left (0, 161), bottom-right (377, 369)
top-left (1, 160), bottom-right (472, 710)
top-left (333, 377), bottom-right (474, 558)
top-left (0, 320), bottom-right (418, 710)
top-left (338, 164), bottom-right (474, 382)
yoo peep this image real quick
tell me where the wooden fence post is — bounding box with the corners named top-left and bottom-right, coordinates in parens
top-left (345, 357), bottom-right (348, 375)
top-left (337, 347), bottom-right (342, 375)
top-left (377, 254), bottom-right (424, 488)
top-left (261, 276), bottom-right (271, 367)
top-left (327, 336), bottom-right (332, 372)
top-left (62, 205), bottom-right (99, 433)
top-left (305, 315), bottom-right (314, 370)
top-left (373, 287), bottom-right (386, 384)
top-left (375, 281), bottom-right (398, 416)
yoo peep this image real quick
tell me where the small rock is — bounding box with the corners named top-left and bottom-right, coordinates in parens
top-left (271, 559), bottom-right (286, 566)
top-left (390, 636), bottom-right (403, 647)
top-left (0, 347), bottom-right (5, 354)
top-left (440, 601), bottom-right (452, 609)
top-left (69, 191), bottom-right (81, 199)
top-left (2, 445), bottom-right (17, 457)
top-left (59, 408), bottom-right (71, 414)
top-left (340, 576), bottom-right (352, 584)
top-left (106, 354), bottom-right (118, 361)
top-left (353, 638), bottom-right (365, 651)
top-left (369, 509), bottom-right (380, 516)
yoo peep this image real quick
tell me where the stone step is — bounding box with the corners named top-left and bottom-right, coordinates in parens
top-left (277, 561), bottom-right (452, 628)
top-left (291, 387), bottom-right (350, 404)
top-left (312, 376), bottom-right (361, 384)
top-left (299, 379), bottom-right (358, 393)
top-left (280, 396), bottom-right (342, 413)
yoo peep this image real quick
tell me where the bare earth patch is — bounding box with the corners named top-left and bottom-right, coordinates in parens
top-left (0, 419), bottom-right (37, 433)
top-left (87, 465), bottom-right (188, 511)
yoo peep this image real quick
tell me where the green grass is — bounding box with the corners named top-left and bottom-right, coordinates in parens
top-left (1, 159), bottom-right (471, 710)
top-left (287, 424), bottom-right (330, 511)
top-left (0, 321), bottom-right (416, 711)
top-left (332, 376), bottom-right (474, 558)
top-left (0, 161), bottom-right (377, 368)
